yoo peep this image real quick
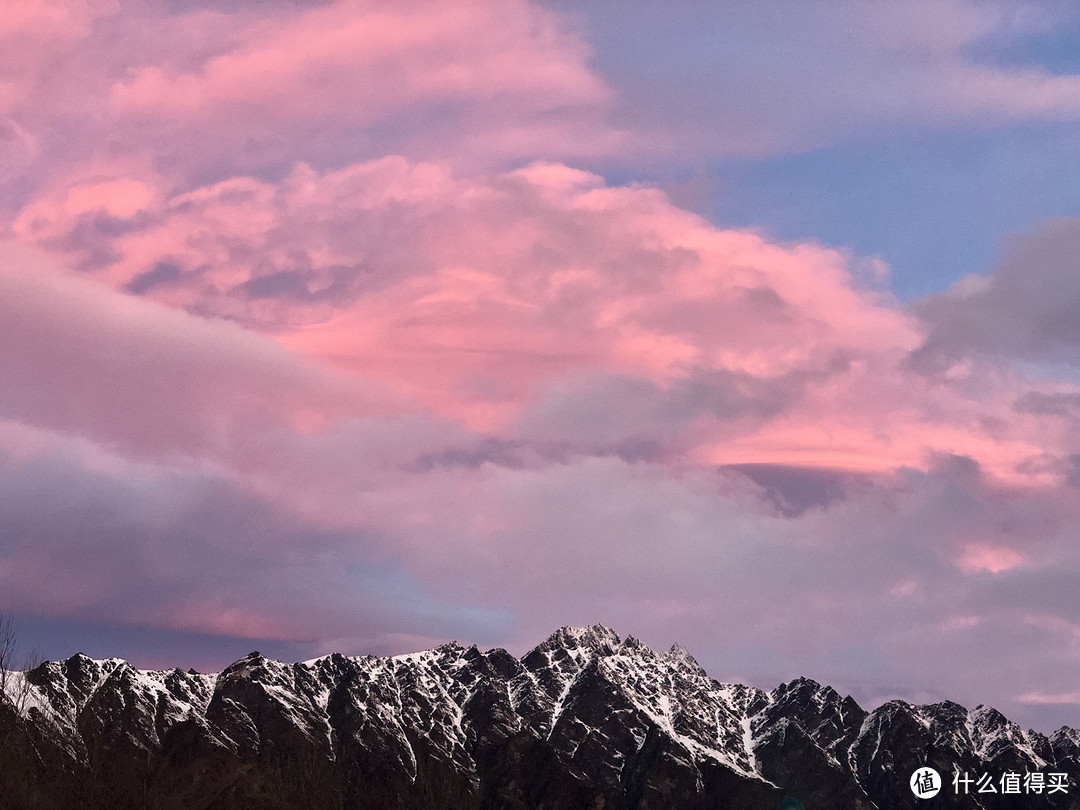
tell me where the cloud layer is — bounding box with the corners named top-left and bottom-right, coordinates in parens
top-left (2, 0), bottom-right (1080, 733)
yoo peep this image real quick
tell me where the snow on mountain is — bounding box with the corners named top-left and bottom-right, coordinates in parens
top-left (1, 625), bottom-right (1077, 809)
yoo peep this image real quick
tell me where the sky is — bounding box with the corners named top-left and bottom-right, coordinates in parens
top-left (2, 0), bottom-right (1080, 733)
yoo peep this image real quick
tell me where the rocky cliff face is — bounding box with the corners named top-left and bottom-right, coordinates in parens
top-left (0, 624), bottom-right (1077, 809)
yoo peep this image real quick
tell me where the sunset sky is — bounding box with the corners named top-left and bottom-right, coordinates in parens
top-left (3, 0), bottom-right (1080, 732)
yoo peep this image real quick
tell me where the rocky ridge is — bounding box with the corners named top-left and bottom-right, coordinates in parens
top-left (0, 624), bottom-right (1077, 809)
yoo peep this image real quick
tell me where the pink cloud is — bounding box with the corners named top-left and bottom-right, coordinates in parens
top-left (60, 177), bottom-right (155, 218)
top-left (71, 0), bottom-right (614, 179)
top-left (19, 154), bottom-right (1080, 488)
top-left (161, 603), bottom-right (314, 643)
top-left (1020, 692), bottom-right (1080, 705)
top-left (16, 158), bottom-right (922, 434)
top-left (110, 1), bottom-right (608, 122)
top-left (0, 0), bottom-right (624, 249)
top-left (957, 543), bottom-right (1026, 575)
top-left (3, 0), bottom-right (1080, 218)
top-left (0, 0), bottom-right (114, 36)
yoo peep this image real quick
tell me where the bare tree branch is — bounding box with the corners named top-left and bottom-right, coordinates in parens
top-left (0, 613), bottom-right (40, 719)
top-left (0, 613), bottom-right (18, 707)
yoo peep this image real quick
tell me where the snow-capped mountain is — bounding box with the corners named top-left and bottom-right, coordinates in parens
top-left (0, 625), bottom-right (1076, 809)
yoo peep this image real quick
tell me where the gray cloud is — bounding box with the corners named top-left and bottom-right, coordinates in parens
top-left (719, 464), bottom-right (868, 517)
top-left (0, 428), bottom-right (503, 659)
top-left (0, 243), bottom-right (402, 458)
top-left (512, 369), bottom-right (806, 461)
top-left (912, 218), bottom-right (1080, 368)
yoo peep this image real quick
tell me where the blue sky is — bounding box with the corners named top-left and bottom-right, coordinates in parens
top-left (716, 127), bottom-right (1080, 299)
top-left (553, 0), bottom-right (1080, 299)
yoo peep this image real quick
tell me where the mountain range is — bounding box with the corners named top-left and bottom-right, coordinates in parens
top-left (0, 624), bottom-right (1077, 809)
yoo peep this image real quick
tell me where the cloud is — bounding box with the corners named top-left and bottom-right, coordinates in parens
top-left (957, 543), bottom-right (1025, 574)
top-left (512, 370), bottom-right (798, 461)
top-left (8, 152), bottom-right (1080, 735)
top-left (718, 464), bottom-right (865, 517)
top-left (14, 155), bottom-right (1080, 485)
top-left (569, 0), bottom-right (1080, 159)
top-left (5, 0), bottom-right (1080, 736)
top-left (5, 0), bottom-right (1080, 220)
top-left (13, 159), bottom-right (921, 435)
top-left (0, 241), bottom-right (403, 458)
top-left (264, 441), bottom-right (1080, 729)
top-left (0, 0), bottom-right (618, 209)
top-left (0, 420), bottom-right (506, 654)
top-left (110, 0), bottom-right (608, 124)
top-left (1020, 692), bottom-right (1080, 706)
top-left (912, 217), bottom-right (1080, 367)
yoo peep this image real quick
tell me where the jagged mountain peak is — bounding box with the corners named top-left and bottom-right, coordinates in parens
top-left (61, 651), bottom-right (125, 674)
top-left (534, 623), bottom-right (624, 655)
top-left (219, 649), bottom-right (290, 678)
top-left (963, 703), bottom-right (1047, 766)
top-left (219, 650), bottom-right (266, 671)
top-left (662, 641), bottom-right (701, 669)
top-left (768, 676), bottom-right (854, 719)
top-left (526, 625), bottom-right (708, 679)
top-left (1052, 725), bottom-right (1080, 747)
